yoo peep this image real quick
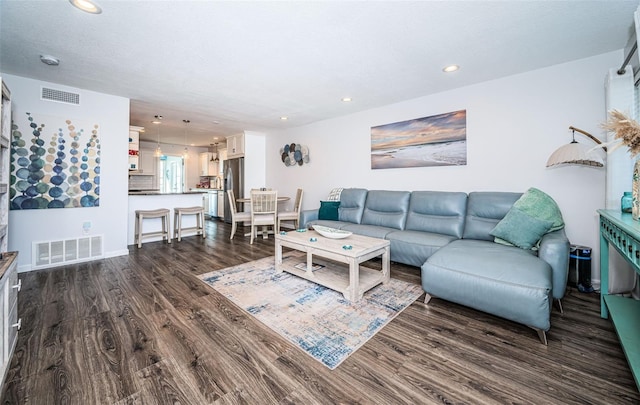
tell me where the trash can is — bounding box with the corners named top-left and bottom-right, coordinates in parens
top-left (569, 244), bottom-right (594, 292)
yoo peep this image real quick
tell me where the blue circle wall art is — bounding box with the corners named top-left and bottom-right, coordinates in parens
top-left (10, 113), bottom-right (101, 210)
top-left (280, 143), bottom-right (309, 167)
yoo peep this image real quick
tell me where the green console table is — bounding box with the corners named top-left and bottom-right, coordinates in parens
top-left (598, 209), bottom-right (640, 391)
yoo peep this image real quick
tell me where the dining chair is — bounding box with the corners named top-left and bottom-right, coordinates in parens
top-left (227, 190), bottom-right (251, 240)
top-left (277, 188), bottom-right (303, 232)
top-left (250, 190), bottom-right (278, 244)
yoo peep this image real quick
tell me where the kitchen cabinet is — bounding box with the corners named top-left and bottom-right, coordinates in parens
top-left (0, 79), bottom-right (10, 252)
top-left (218, 148), bottom-right (227, 174)
top-left (226, 133), bottom-right (245, 158)
top-left (0, 252), bottom-right (20, 390)
top-left (217, 191), bottom-right (224, 218)
top-left (202, 192), bottom-right (210, 216)
top-left (199, 153), bottom-right (217, 176)
top-left (140, 150), bottom-right (157, 176)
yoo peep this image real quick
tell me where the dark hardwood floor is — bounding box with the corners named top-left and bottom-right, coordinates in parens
top-left (1, 219), bottom-right (638, 404)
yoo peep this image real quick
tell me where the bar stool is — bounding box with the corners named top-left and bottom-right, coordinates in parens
top-left (173, 206), bottom-right (206, 242)
top-left (134, 208), bottom-right (171, 248)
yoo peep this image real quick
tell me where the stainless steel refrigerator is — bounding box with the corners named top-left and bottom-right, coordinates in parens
top-left (223, 157), bottom-right (244, 223)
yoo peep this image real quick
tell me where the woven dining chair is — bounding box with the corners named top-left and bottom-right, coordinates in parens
top-left (227, 189), bottom-right (251, 240)
top-left (250, 190), bottom-right (278, 244)
top-left (277, 188), bottom-right (303, 232)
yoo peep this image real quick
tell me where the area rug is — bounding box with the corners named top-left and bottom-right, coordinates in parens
top-left (198, 255), bottom-right (423, 369)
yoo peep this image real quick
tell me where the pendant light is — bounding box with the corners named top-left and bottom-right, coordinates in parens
top-left (182, 119), bottom-right (190, 159)
top-left (209, 142), bottom-right (220, 162)
top-left (153, 114), bottom-right (163, 157)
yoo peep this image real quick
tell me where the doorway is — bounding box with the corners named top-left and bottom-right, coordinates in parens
top-left (159, 155), bottom-right (184, 193)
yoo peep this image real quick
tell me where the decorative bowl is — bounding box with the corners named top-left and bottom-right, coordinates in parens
top-left (312, 225), bottom-right (353, 239)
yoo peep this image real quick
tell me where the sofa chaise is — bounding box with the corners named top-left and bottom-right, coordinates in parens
top-left (300, 188), bottom-right (570, 344)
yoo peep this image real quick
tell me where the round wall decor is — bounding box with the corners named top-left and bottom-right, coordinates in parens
top-left (280, 143), bottom-right (309, 166)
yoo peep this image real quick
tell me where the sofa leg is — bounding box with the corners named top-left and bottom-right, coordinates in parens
top-left (534, 328), bottom-right (548, 345)
top-left (555, 298), bottom-right (563, 314)
top-left (424, 293), bottom-right (432, 304)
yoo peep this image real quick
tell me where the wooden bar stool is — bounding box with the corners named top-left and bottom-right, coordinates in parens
top-left (134, 208), bottom-right (171, 248)
top-left (173, 206), bottom-right (206, 242)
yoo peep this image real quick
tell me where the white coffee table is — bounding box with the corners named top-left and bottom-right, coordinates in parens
top-left (274, 230), bottom-right (390, 302)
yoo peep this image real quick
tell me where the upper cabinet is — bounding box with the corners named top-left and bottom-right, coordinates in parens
top-left (128, 126), bottom-right (143, 171)
top-left (226, 133), bottom-right (245, 158)
top-left (198, 153), bottom-right (218, 176)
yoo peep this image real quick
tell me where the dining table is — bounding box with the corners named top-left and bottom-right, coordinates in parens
top-left (236, 195), bottom-right (291, 238)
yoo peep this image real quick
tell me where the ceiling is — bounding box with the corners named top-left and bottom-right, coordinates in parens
top-left (1, 1), bottom-right (638, 147)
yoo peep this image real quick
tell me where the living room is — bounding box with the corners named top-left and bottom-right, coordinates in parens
top-left (1, 1), bottom-right (640, 403)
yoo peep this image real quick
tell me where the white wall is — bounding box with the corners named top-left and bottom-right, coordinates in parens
top-left (3, 74), bottom-right (130, 271)
top-left (266, 51), bottom-right (623, 284)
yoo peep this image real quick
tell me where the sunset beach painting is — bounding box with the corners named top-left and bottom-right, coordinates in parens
top-left (371, 110), bottom-right (466, 169)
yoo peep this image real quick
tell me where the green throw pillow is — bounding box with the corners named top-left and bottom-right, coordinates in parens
top-left (318, 201), bottom-right (340, 221)
top-left (512, 187), bottom-right (564, 231)
top-left (490, 208), bottom-right (554, 250)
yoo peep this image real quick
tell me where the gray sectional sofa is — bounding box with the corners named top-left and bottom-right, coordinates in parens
top-left (300, 188), bottom-right (570, 344)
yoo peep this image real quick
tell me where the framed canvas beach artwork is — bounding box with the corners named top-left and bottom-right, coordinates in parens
top-left (371, 109), bottom-right (467, 169)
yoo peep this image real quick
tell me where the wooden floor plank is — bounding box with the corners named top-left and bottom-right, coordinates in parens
top-left (1, 219), bottom-right (638, 404)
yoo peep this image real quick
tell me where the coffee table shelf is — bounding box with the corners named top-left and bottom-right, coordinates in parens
top-left (275, 230), bottom-right (390, 301)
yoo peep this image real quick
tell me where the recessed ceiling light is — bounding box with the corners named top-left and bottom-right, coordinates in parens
top-left (69, 0), bottom-right (102, 14)
top-left (442, 65), bottom-right (460, 73)
top-left (341, 97), bottom-right (352, 102)
top-left (212, 121), bottom-right (220, 125)
top-left (40, 55), bottom-right (60, 66)
top-left (280, 116), bottom-right (288, 121)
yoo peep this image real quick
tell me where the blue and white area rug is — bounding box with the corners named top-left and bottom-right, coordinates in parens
top-left (198, 255), bottom-right (423, 369)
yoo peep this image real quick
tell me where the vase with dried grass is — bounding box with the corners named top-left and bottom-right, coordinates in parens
top-left (600, 109), bottom-right (640, 219)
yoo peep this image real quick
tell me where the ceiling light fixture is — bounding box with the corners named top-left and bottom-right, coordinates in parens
top-left (153, 115), bottom-right (163, 157)
top-left (69, 0), bottom-right (102, 14)
top-left (40, 55), bottom-right (60, 66)
top-left (341, 97), bottom-right (352, 102)
top-left (442, 64), bottom-right (460, 73)
top-left (280, 116), bottom-right (288, 121)
top-left (182, 119), bottom-right (190, 160)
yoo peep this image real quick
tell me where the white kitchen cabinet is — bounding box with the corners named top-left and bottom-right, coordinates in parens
top-left (199, 153), bottom-right (218, 176)
top-left (217, 190), bottom-right (224, 218)
top-left (0, 252), bottom-right (20, 389)
top-left (218, 148), bottom-right (227, 175)
top-left (202, 192), bottom-right (210, 216)
top-left (226, 133), bottom-right (245, 158)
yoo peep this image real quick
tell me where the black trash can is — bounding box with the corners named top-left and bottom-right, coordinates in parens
top-left (569, 244), bottom-right (594, 292)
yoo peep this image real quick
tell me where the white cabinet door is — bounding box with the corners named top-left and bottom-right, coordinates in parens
top-left (217, 191), bottom-right (225, 218)
top-left (226, 134), bottom-right (245, 158)
top-left (199, 153), bottom-right (209, 176)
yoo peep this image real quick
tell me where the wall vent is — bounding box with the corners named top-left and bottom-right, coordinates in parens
top-left (32, 235), bottom-right (103, 270)
top-left (41, 87), bottom-right (80, 105)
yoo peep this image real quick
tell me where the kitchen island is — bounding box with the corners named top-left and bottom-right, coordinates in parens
top-left (128, 192), bottom-right (206, 246)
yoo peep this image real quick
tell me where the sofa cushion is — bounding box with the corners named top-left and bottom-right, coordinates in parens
top-left (318, 201), bottom-right (340, 220)
top-left (405, 191), bottom-right (467, 238)
top-left (338, 188), bottom-right (368, 224)
top-left (422, 239), bottom-right (552, 330)
top-left (386, 230), bottom-right (458, 267)
top-left (341, 223), bottom-right (397, 239)
top-left (360, 190), bottom-right (410, 230)
top-left (490, 207), bottom-right (554, 250)
top-left (463, 192), bottom-right (522, 241)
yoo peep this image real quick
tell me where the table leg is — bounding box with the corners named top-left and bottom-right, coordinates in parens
top-left (306, 251), bottom-right (315, 278)
top-left (275, 237), bottom-right (283, 273)
top-left (381, 246), bottom-right (390, 284)
top-left (344, 257), bottom-right (361, 301)
top-left (600, 227), bottom-right (609, 319)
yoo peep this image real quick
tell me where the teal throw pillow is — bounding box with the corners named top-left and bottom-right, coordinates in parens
top-left (512, 187), bottom-right (564, 231)
top-left (318, 201), bottom-right (340, 221)
top-left (490, 207), bottom-right (554, 250)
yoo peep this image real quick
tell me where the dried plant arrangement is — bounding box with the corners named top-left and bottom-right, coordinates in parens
top-left (600, 109), bottom-right (640, 156)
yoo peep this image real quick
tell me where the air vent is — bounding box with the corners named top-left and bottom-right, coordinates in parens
top-left (41, 87), bottom-right (80, 105)
top-left (32, 235), bottom-right (103, 269)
